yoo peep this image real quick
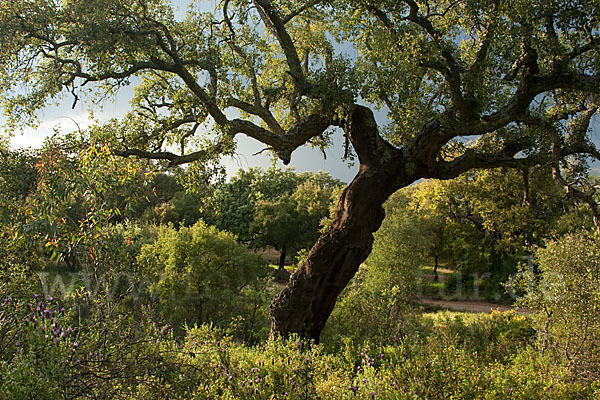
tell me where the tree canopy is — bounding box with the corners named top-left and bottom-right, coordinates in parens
top-left (1, 0), bottom-right (599, 340)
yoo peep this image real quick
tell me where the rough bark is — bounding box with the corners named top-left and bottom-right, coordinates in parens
top-left (278, 248), bottom-right (287, 271)
top-left (269, 105), bottom-right (410, 341)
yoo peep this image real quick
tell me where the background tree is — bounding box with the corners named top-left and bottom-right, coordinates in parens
top-left (253, 195), bottom-right (304, 270)
top-left (405, 181), bottom-right (448, 281)
top-left (252, 181), bottom-right (335, 269)
top-left (208, 168), bottom-right (304, 243)
top-left (517, 230), bottom-right (600, 381)
top-left (1, 0), bottom-right (599, 340)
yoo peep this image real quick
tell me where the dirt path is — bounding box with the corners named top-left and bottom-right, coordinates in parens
top-left (420, 298), bottom-right (531, 315)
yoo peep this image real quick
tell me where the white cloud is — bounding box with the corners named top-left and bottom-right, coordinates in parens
top-left (8, 113), bottom-right (96, 150)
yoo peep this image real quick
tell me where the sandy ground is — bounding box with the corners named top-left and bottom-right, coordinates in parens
top-left (419, 298), bottom-right (532, 315)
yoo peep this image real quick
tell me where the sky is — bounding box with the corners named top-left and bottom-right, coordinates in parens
top-left (3, 0), bottom-right (361, 183)
top-left (3, 0), bottom-right (599, 180)
top-left (4, 88), bottom-right (361, 182)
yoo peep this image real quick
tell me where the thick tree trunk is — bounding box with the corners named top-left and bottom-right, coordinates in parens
top-left (269, 105), bottom-right (411, 341)
top-left (278, 247), bottom-right (287, 271)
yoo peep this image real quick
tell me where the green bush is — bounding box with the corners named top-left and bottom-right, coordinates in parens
top-left (148, 313), bottom-right (592, 400)
top-left (137, 221), bottom-right (273, 341)
top-left (323, 193), bottom-right (424, 344)
top-left (0, 290), bottom-right (180, 400)
top-left (518, 230), bottom-right (600, 381)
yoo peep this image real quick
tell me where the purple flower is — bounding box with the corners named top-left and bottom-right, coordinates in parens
top-left (2, 298), bottom-right (8, 303)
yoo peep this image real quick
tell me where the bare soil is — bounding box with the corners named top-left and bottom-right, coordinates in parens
top-left (419, 298), bottom-right (531, 315)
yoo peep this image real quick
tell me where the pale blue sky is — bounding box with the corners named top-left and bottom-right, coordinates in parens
top-left (4, 0), bottom-right (361, 182)
top-left (4, 1), bottom-right (599, 180)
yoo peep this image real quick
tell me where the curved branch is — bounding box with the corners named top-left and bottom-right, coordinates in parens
top-left (226, 98), bottom-right (285, 135)
top-left (252, 0), bottom-right (309, 93)
top-left (282, 0), bottom-right (323, 24)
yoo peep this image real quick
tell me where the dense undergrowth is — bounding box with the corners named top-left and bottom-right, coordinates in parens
top-left (1, 219), bottom-right (599, 399)
top-left (1, 285), bottom-right (597, 400)
top-left (1, 144), bottom-right (599, 399)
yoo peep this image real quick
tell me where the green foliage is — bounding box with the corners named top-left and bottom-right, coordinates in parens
top-left (208, 168), bottom-right (305, 243)
top-left (252, 180), bottom-right (336, 267)
top-left (97, 312), bottom-right (588, 400)
top-left (14, 134), bottom-right (145, 269)
top-left (324, 191), bottom-right (424, 343)
top-left (137, 221), bottom-right (272, 340)
top-left (143, 190), bottom-right (204, 228)
top-left (208, 168), bottom-right (342, 257)
top-left (0, 289), bottom-right (180, 400)
top-left (518, 230), bottom-right (600, 381)
top-left (410, 168), bottom-right (566, 275)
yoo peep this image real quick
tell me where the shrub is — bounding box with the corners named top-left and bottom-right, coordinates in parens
top-left (0, 290), bottom-right (181, 400)
top-left (137, 221), bottom-right (272, 341)
top-left (323, 193), bottom-right (424, 344)
top-left (518, 230), bottom-right (600, 381)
